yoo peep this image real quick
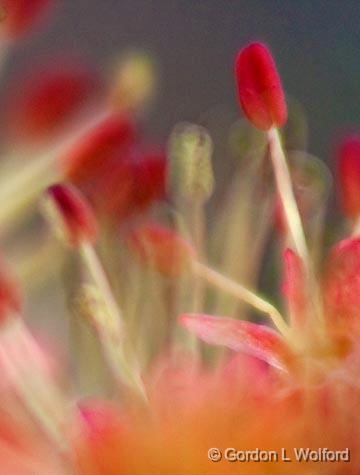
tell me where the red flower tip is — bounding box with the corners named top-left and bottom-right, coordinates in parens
top-left (0, 258), bottom-right (22, 324)
top-left (337, 134), bottom-right (360, 219)
top-left (44, 183), bottom-right (98, 247)
top-left (235, 42), bottom-right (287, 131)
top-left (60, 114), bottom-right (136, 185)
top-left (6, 60), bottom-right (99, 143)
top-left (323, 237), bottom-right (360, 331)
top-left (126, 223), bottom-right (196, 278)
top-left (1, 0), bottom-right (53, 39)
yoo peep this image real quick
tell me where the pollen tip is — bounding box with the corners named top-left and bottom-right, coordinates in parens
top-left (126, 223), bottom-right (196, 278)
top-left (235, 42), bottom-right (287, 131)
top-left (43, 183), bottom-right (98, 247)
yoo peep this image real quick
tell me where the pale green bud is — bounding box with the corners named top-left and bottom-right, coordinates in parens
top-left (168, 122), bottom-right (214, 202)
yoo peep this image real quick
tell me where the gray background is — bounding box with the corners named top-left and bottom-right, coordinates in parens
top-left (9, 0), bottom-right (360, 161)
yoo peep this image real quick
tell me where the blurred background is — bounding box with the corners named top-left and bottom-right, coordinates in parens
top-left (6, 0), bottom-right (359, 162)
top-left (1, 0), bottom-right (359, 372)
top-left (0, 0), bottom-right (358, 400)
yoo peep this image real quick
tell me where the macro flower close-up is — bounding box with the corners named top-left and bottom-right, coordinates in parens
top-left (0, 1), bottom-right (359, 474)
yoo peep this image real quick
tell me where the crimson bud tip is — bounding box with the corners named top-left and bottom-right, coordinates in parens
top-left (43, 183), bottom-right (98, 247)
top-left (235, 42), bottom-right (287, 131)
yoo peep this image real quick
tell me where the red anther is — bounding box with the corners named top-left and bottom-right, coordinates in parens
top-left (179, 313), bottom-right (294, 371)
top-left (6, 60), bottom-right (98, 142)
top-left (337, 135), bottom-right (360, 219)
top-left (127, 223), bottom-right (195, 278)
top-left (60, 114), bottom-right (136, 185)
top-left (45, 183), bottom-right (98, 247)
top-left (235, 42), bottom-right (287, 131)
top-left (130, 153), bottom-right (167, 210)
top-left (92, 158), bottom-right (134, 216)
top-left (323, 237), bottom-right (360, 332)
top-left (1, 0), bottom-right (52, 39)
top-left (90, 152), bottom-right (166, 221)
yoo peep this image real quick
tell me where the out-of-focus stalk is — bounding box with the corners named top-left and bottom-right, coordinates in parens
top-left (79, 243), bottom-right (147, 401)
top-left (42, 183), bottom-right (147, 401)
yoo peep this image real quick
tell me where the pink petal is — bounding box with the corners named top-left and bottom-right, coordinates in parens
top-left (179, 313), bottom-right (294, 370)
top-left (282, 248), bottom-right (306, 329)
top-left (323, 237), bottom-right (360, 331)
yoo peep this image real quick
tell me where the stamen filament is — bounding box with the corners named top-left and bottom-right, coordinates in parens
top-left (267, 127), bottom-right (326, 327)
top-left (80, 243), bottom-right (125, 332)
top-left (267, 127), bottom-right (309, 265)
top-left (192, 260), bottom-right (294, 342)
top-left (189, 197), bottom-right (206, 310)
